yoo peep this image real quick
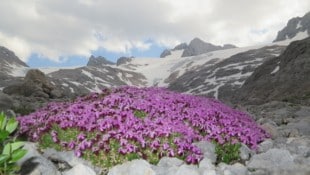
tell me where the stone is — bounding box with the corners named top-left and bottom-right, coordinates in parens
top-left (108, 159), bottom-right (155, 175)
top-left (154, 157), bottom-right (184, 175)
top-left (43, 148), bottom-right (102, 174)
top-left (239, 144), bottom-right (253, 161)
top-left (157, 157), bottom-right (183, 167)
top-left (247, 148), bottom-right (295, 170)
top-left (0, 91), bottom-right (14, 111)
top-left (225, 163), bottom-right (248, 175)
top-left (198, 158), bottom-right (216, 175)
top-left (18, 142), bottom-right (60, 175)
top-left (201, 169), bottom-right (217, 175)
top-left (261, 123), bottom-right (279, 139)
top-left (193, 141), bottom-right (217, 163)
top-left (63, 164), bottom-right (96, 175)
top-left (257, 139), bottom-right (274, 153)
top-left (50, 89), bottom-right (63, 98)
top-left (175, 164), bottom-right (199, 175)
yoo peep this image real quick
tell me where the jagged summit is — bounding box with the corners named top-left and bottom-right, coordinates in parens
top-left (87, 55), bottom-right (115, 67)
top-left (0, 46), bottom-right (28, 67)
top-left (274, 11), bottom-right (310, 42)
top-left (160, 37), bottom-right (237, 58)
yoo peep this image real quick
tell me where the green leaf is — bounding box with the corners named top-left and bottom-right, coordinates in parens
top-left (5, 118), bottom-right (18, 134)
top-left (10, 142), bottom-right (25, 152)
top-left (3, 143), bottom-right (12, 155)
top-left (0, 130), bottom-right (9, 142)
top-left (0, 112), bottom-right (7, 130)
top-left (9, 149), bottom-right (27, 163)
top-left (0, 154), bottom-right (10, 164)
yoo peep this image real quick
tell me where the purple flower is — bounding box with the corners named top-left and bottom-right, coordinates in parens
top-left (17, 86), bottom-right (269, 165)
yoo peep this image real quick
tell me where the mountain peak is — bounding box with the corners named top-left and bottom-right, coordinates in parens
top-left (87, 55), bottom-right (115, 67)
top-left (273, 11), bottom-right (310, 42)
top-left (0, 46), bottom-right (28, 67)
top-left (181, 38), bottom-right (237, 57)
top-left (160, 38), bottom-right (237, 58)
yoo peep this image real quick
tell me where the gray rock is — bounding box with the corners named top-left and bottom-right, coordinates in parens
top-left (108, 159), bottom-right (155, 175)
top-left (235, 37), bottom-right (310, 106)
top-left (175, 164), bottom-right (199, 175)
top-left (18, 142), bottom-right (60, 175)
top-left (0, 91), bottom-right (14, 111)
top-left (257, 139), bottom-right (274, 153)
top-left (160, 49), bottom-right (172, 58)
top-left (116, 56), bottom-right (133, 66)
top-left (247, 148), bottom-right (295, 170)
top-left (239, 144), bottom-right (253, 161)
top-left (0, 45), bottom-right (28, 78)
top-left (198, 158), bottom-right (216, 174)
top-left (157, 157), bottom-right (183, 167)
top-left (3, 69), bottom-right (56, 98)
top-left (219, 163), bottom-right (248, 175)
top-left (63, 164), bottom-right (96, 175)
top-left (274, 11), bottom-right (310, 42)
top-left (43, 148), bottom-right (102, 174)
top-left (168, 45), bottom-right (285, 101)
top-left (285, 137), bottom-right (310, 157)
top-left (182, 38), bottom-right (236, 57)
top-left (154, 157), bottom-right (183, 175)
top-left (261, 123), bottom-right (279, 139)
top-left (87, 55), bottom-right (115, 67)
top-left (193, 141), bottom-right (217, 163)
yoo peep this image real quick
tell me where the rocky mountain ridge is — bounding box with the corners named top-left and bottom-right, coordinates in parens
top-left (234, 37), bottom-right (310, 105)
top-left (160, 37), bottom-right (237, 58)
top-left (274, 11), bottom-right (310, 42)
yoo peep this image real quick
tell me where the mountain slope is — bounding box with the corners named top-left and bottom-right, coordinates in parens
top-left (234, 37), bottom-right (310, 105)
top-left (168, 45), bottom-right (286, 101)
top-left (0, 46), bottom-right (29, 89)
top-left (160, 38), bottom-right (236, 58)
top-left (274, 12), bottom-right (310, 42)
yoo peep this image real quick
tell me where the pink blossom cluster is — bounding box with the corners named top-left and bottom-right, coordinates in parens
top-left (17, 86), bottom-right (269, 164)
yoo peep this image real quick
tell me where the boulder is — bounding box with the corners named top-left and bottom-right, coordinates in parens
top-left (108, 159), bottom-right (155, 175)
top-left (247, 148), bottom-right (295, 170)
top-left (0, 91), bottom-right (14, 111)
top-left (3, 69), bottom-right (62, 99)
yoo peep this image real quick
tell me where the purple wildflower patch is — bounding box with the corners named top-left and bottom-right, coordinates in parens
top-left (17, 86), bottom-right (269, 164)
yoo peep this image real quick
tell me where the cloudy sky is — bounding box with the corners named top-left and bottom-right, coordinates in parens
top-left (0, 0), bottom-right (309, 67)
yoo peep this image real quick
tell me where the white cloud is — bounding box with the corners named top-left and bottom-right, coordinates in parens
top-left (0, 0), bottom-right (309, 62)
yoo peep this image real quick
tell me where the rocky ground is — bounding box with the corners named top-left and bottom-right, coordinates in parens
top-left (15, 101), bottom-right (309, 175)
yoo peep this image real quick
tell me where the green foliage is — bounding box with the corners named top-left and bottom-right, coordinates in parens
top-left (215, 142), bottom-right (241, 164)
top-left (0, 112), bottom-right (27, 175)
top-left (133, 110), bottom-right (147, 119)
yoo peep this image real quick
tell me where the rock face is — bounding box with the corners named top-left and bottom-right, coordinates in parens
top-left (3, 69), bottom-right (61, 99)
top-left (235, 37), bottom-right (310, 105)
top-left (87, 55), bottom-right (115, 67)
top-left (181, 38), bottom-right (237, 57)
top-left (0, 45), bottom-right (28, 88)
top-left (168, 45), bottom-right (286, 102)
top-left (160, 43), bottom-right (188, 58)
top-left (19, 143), bottom-right (101, 175)
top-left (116, 56), bottom-right (133, 66)
top-left (160, 38), bottom-right (236, 58)
top-left (274, 11), bottom-right (310, 42)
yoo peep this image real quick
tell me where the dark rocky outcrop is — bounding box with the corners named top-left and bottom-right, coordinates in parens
top-left (235, 37), bottom-right (310, 105)
top-left (3, 69), bottom-right (62, 99)
top-left (160, 38), bottom-right (237, 58)
top-left (274, 11), bottom-right (310, 42)
top-left (87, 55), bottom-right (115, 67)
top-left (159, 49), bottom-right (172, 58)
top-left (116, 56), bottom-right (134, 66)
top-left (181, 38), bottom-right (237, 57)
